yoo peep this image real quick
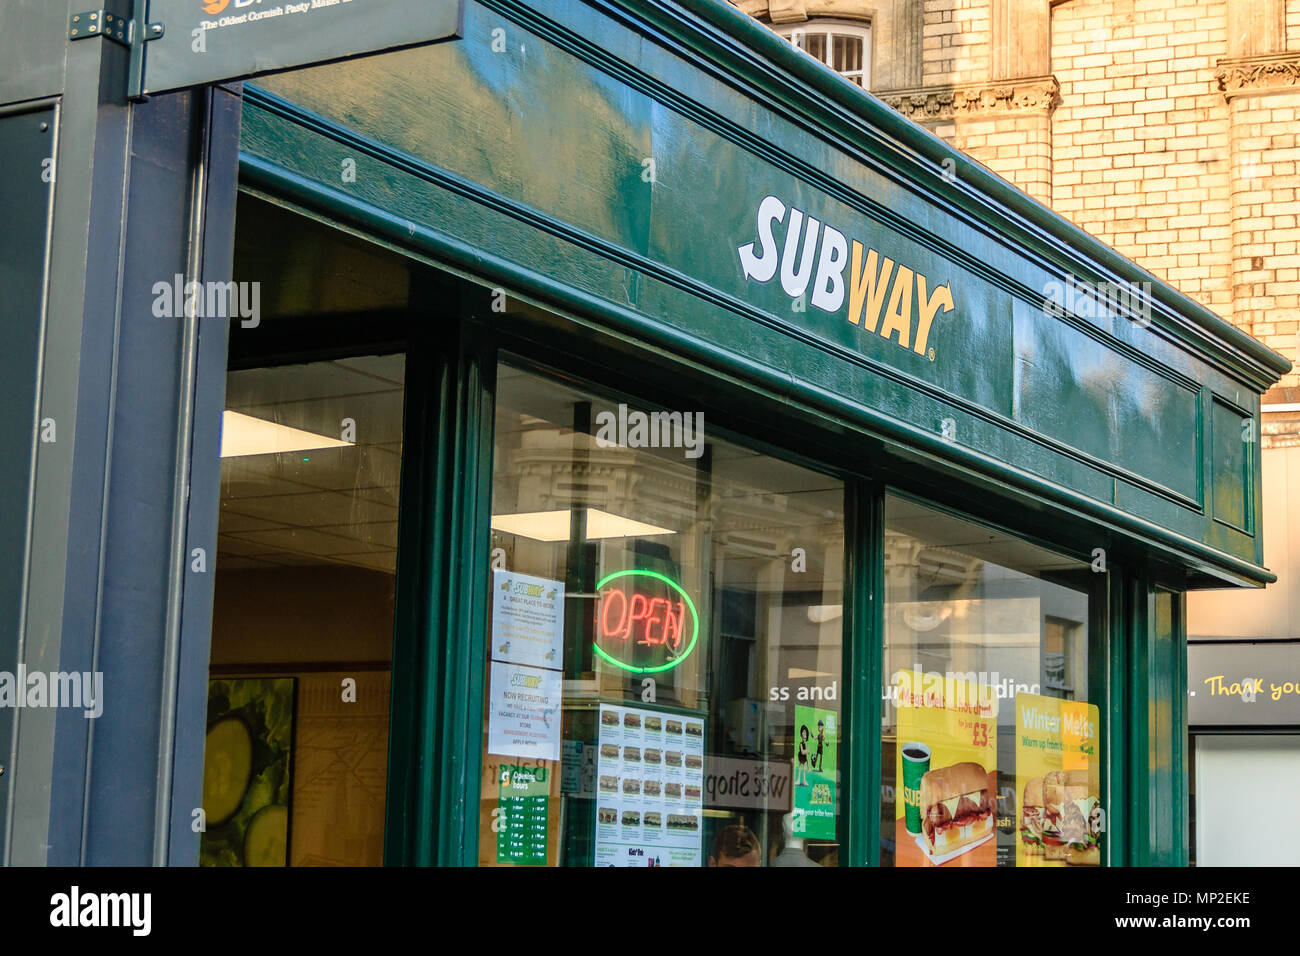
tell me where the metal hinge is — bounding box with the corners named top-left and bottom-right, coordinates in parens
top-left (69, 10), bottom-right (164, 49)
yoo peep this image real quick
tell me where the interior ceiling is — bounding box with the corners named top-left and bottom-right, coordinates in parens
top-left (217, 354), bottom-right (405, 574)
top-left (886, 495), bottom-right (1086, 575)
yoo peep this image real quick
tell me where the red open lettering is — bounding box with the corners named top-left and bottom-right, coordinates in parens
top-left (599, 588), bottom-right (688, 653)
top-left (662, 600), bottom-right (684, 651)
top-left (628, 593), bottom-right (650, 642)
top-left (600, 587), bottom-right (629, 641)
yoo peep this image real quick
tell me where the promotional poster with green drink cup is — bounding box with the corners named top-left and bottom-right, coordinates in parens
top-left (901, 741), bottom-right (931, 833)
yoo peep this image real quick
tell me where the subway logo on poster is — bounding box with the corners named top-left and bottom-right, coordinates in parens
top-left (737, 195), bottom-right (955, 361)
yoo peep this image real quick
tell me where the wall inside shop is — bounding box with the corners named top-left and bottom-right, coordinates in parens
top-left (211, 565), bottom-right (395, 866)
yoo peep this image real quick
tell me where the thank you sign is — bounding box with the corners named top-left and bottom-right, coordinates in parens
top-left (140, 0), bottom-right (462, 96)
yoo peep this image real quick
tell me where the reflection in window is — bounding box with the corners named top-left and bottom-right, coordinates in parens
top-left (480, 363), bottom-right (844, 867)
top-left (880, 496), bottom-right (1100, 868)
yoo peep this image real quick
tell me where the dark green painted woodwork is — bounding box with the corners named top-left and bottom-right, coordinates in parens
top-left (238, 0), bottom-right (1283, 586)
top-left (1096, 567), bottom-right (1124, 866)
top-left (1210, 398), bottom-right (1252, 534)
top-left (385, 311), bottom-right (496, 867)
top-left (1013, 307), bottom-right (1200, 505)
top-left (844, 482), bottom-right (883, 867)
top-left (1123, 578), bottom-right (1188, 866)
top-left (1124, 576), bottom-right (1152, 865)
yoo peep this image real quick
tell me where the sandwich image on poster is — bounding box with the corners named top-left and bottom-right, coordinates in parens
top-left (893, 669), bottom-right (997, 866)
top-left (917, 761), bottom-right (995, 863)
top-left (1015, 692), bottom-right (1101, 867)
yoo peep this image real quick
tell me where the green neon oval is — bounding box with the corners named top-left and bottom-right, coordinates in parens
top-left (592, 569), bottom-right (700, 674)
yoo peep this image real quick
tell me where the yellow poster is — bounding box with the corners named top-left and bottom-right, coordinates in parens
top-left (1014, 693), bottom-right (1101, 867)
top-left (892, 669), bottom-right (997, 867)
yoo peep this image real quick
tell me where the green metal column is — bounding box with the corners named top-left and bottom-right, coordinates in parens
top-left (843, 480), bottom-right (883, 866)
top-left (1125, 572), bottom-right (1188, 866)
top-left (385, 301), bottom-right (496, 866)
top-left (1098, 567), bottom-right (1126, 867)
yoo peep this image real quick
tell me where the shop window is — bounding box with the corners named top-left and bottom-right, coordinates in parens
top-left (197, 194), bottom-right (415, 868)
top-left (881, 495), bottom-right (1101, 867)
top-left (777, 20), bottom-right (871, 88)
top-left (203, 349), bottom-right (406, 867)
top-left (479, 363), bottom-right (845, 867)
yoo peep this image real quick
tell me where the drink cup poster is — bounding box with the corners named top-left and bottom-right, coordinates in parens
top-left (792, 705), bottom-right (837, 839)
top-left (1015, 693), bottom-right (1101, 867)
top-left (892, 669), bottom-right (997, 866)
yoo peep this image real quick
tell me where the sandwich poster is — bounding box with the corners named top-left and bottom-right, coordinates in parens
top-left (892, 669), bottom-right (997, 866)
top-left (1015, 692), bottom-right (1101, 867)
top-left (792, 705), bottom-right (837, 840)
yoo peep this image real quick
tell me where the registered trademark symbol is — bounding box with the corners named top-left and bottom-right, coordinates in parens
top-left (928, 348), bottom-right (935, 360)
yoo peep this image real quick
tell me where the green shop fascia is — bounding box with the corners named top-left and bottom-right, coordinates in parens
top-left (0, 0), bottom-right (1287, 867)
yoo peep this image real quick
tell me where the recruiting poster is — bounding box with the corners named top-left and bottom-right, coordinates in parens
top-left (792, 705), bottom-right (837, 839)
top-left (487, 662), bottom-right (562, 761)
top-left (1015, 693), bottom-right (1101, 867)
top-left (487, 572), bottom-right (564, 761)
top-left (497, 766), bottom-right (550, 865)
top-left (593, 704), bottom-right (704, 867)
top-left (892, 669), bottom-right (998, 867)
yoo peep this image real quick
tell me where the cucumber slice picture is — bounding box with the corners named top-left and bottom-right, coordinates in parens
top-left (203, 716), bottom-right (254, 828)
top-left (244, 804), bottom-right (289, 867)
top-left (199, 677), bottom-right (296, 867)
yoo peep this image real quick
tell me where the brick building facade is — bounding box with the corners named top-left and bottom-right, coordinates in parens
top-left (734, 0), bottom-right (1300, 393)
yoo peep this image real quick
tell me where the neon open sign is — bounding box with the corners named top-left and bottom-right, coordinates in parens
top-left (593, 570), bottom-right (700, 674)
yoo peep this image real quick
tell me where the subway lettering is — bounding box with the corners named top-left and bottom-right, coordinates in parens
top-left (737, 194), bottom-right (954, 360)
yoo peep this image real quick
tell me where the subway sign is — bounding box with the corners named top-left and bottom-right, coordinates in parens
top-left (594, 570), bottom-right (699, 674)
top-left (737, 195), bottom-right (955, 361)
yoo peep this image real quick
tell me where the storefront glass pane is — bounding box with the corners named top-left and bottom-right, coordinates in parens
top-left (881, 495), bottom-right (1101, 867)
top-left (205, 354), bottom-right (405, 867)
top-left (480, 363), bottom-right (845, 867)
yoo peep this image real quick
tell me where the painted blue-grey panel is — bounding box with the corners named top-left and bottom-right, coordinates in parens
top-left (0, 106), bottom-right (55, 855)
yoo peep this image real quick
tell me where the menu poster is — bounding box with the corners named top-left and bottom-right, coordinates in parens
top-left (1015, 693), bottom-right (1101, 867)
top-left (497, 765), bottom-right (550, 865)
top-left (792, 705), bottom-right (837, 839)
top-left (593, 704), bottom-right (704, 867)
top-left (893, 669), bottom-right (997, 867)
top-left (487, 571), bottom-right (564, 761)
